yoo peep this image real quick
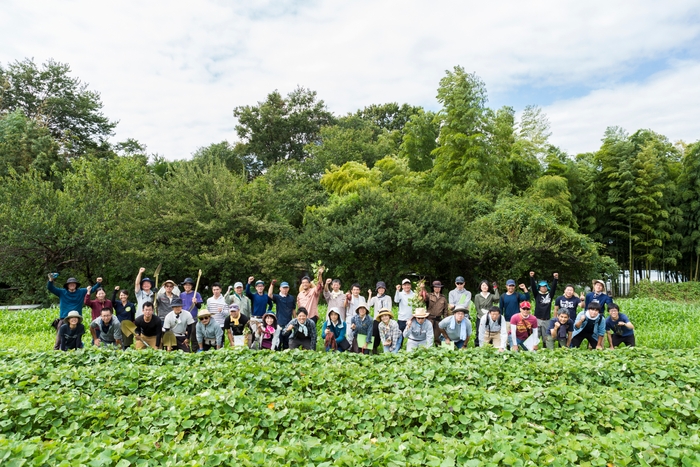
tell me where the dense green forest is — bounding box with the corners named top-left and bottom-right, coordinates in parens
top-left (1, 58), bottom-right (699, 303)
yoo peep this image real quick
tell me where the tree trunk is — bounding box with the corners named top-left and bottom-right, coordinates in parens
top-left (628, 219), bottom-right (634, 287)
top-left (695, 253), bottom-right (699, 282)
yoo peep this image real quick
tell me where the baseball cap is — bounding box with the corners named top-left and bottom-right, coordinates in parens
top-left (519, 301), bottom-right (531, 309)
top-left (455, 276), bottom-right (465, 283)
top-left (234, 282), bottom-right (243, 288)
top-left (280, 282), bottom-right (289, 288)
top-left (506, 279), bottom-right (516, 286)
top-left (401, 279), bottom-right (411, 285)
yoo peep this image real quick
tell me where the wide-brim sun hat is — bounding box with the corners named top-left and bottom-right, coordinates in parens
top-left (64, 310), bottom-right (82, 323)
top-left (413, 308), bottom-right (429, 319)
top-left (592, 280), bottom-right (606, 291)
top-left (140, 277), bottom-right (155, 288)
top-left (376, 281), bottom-right (387, 290)
top-left (453, 305), bottom-right (469, 314)
top-left (162, 280), bottom-right (176, 287)
top-left (64, 277), bottom-right (81, 289)
top-left (432, 281), bottom-right (443, 288)
top-left (181, 277), bottom-right (195, 286)
top-left (356, 304), bottom-right (369, 313)
top-left (198, 310), bottom-right (213, 319)
top-left (171, 297), bottom-right (183, 308)
top-left (376, 307), bottom-right (393, 321)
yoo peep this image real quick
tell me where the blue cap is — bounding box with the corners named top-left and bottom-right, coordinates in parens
top-left (538, 280), bottom-right (549, 287)
top-left (255, 280), bottom-right (264, 286)
top-left (280, 282), bottom-right (289, 288)
top-left (455, 276), bottom-right (465, 283)
top-left (506, 279), bottom-right (516, 286)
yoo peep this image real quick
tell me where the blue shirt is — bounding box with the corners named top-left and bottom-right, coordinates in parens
top-left (47, 281), bottom-right (88, 319)
top-left (180, 291), bottom-right (203, 318)
top-left (271, 293), bottom-right (296, 327)
top-left (245, 284), bottom-right (273, 317)
top-left (584, 292), bottom-right (612, 314)
top-left (605, 313), bottom-right (634, 337)
top-left (499, 292), bottom-right (530, 321)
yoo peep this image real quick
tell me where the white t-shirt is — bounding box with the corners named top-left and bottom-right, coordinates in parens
top-left (207, 295), bottom-right (228, 328)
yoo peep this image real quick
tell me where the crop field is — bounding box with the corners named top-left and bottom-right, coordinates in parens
top-left (0, 298), bottom-right (699, 466)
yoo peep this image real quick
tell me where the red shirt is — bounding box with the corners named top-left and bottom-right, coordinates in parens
top-left (510, 313), bottom-right (538, 341)
top-left (84, 294), bottom-right (112, 321)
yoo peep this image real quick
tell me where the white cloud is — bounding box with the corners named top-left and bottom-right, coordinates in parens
top-left (1, 0), bottom-right (700, 158)
top-left (546, 60), bottom-right (700, 154)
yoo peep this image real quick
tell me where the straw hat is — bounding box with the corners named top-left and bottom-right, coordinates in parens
top-left (198, 309), bottom-right (213, 320)
top-left (413, 308), bottom-right (429, 319)
top-left (64, 310), bottom-right (82, 323)
top-left (375, 307), bottom-right (393, 321)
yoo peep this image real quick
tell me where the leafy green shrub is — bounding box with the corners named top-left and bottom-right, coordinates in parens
top-left (630, 280), bottom-right (700, 302)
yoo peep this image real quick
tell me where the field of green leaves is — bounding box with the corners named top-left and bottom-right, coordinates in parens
top-left (0, 298), bottom-right (699, 466)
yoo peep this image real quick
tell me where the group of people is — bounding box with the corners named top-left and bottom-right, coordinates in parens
top-left (47, 267), bottom-right (636, 353)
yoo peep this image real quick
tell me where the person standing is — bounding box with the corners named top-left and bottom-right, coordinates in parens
top-left (297, 267), bottom-right (324, 323)
top-left (473, 280), bottom-right (500, 347)
top-left (224, 282), bottom-right (252, 318)
top-left (570, 303), bottom-right (606, 350)
top-left (47, 274), bottom-right (88, 350)
top-left (420, 280), bottom-right (448, 346)
top-left (156, 279), bottom-right (179, 320)
top-left (585, 280), bottom-right (613, 316)
top-left (605, 303), bottom-right (635, 348)
top-left (367, 281), bottom-right (392, 354)
top-left (282, 308), bottom-right (317, 350)
top-left (344, 283), bottom-right (366, 345)
top-left (163, 297), bottom-right (195, 352)
top-left (324, 278), bottom-right (346, 320)
top-left (58, 311), bottom-right (85, 351)
top-left (499, 279), bottom-right (530, 321)
top-left (134, 267), bottom-right (155, 318)
top-left (207, 282), bottom-right (228, 341)
top-left (477, 306), bottom-right (508, 352)
top-left (84, 281), bottom-right (112, 321)
top-left (394, 279), bottom-right (415, 332)
top-left (180, 277), bottom-right (203, 318)
top-left (133, 302), bottom-right (163, 350)
top-left (89, 308), bottom-right (122, 347)
top-left (268, 280), bottom-right (296, 350)
top-left (448, 276), bottom-right (472, 315)
top-left (554, 284), bottom-right (583, 318)
top-left (403, 308), bottom-right (434, 351)
top-left (438, 305), bottom-right (472, 349)
top-left (246, 277), bottom-right (273, 318)
top-left (510, 301), bottom-right (539, 352)
top-left (195, 309), bottom-right (223, 351)
top-left (530, 271), bottom-right (558, 349)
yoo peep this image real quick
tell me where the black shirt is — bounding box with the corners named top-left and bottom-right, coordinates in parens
top-left (59, 323), bottom-right (85, 350)
top-left (134, 315), bottom-right (163, 347)
top-left (223, 314), bottom-right (249, 335)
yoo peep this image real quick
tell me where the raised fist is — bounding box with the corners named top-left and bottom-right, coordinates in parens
top-left (139, 267), bottom-right (146, 274)
top-left (529, 271), bottom-right (535, 277)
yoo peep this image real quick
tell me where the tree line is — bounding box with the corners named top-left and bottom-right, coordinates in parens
top-left (1, 58), bottom-right (699, 303)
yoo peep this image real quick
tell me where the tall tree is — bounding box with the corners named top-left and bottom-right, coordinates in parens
top-left (232, 87), bottom-right (335, 174)
top-left (0, 58), bottom-right (117, 156)
top-left (432, 67), bottom-right (508, 193)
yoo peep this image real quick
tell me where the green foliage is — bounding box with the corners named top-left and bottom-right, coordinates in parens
top-left (630, 280), bottom-right (700, 303)
top-left (0, 110), bottom-right (62, 180)
top-left (0, 58), bottom-right (116, 155)
top-left (398, 109), bottom-right (439, 172)
top-left (233, 87), bottom-right (335, 174)
top-left (2, 337), bottom-right (700, 465)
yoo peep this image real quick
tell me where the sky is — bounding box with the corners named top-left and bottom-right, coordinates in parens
top-left (2, 0), bottom-right (700, 159)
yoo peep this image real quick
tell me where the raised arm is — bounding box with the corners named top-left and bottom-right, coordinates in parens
top-left (135, 267), bottom-right (146, 293)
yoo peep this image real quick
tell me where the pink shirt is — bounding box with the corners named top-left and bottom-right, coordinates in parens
top-left (297, 283), bottom-right (322, 319)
